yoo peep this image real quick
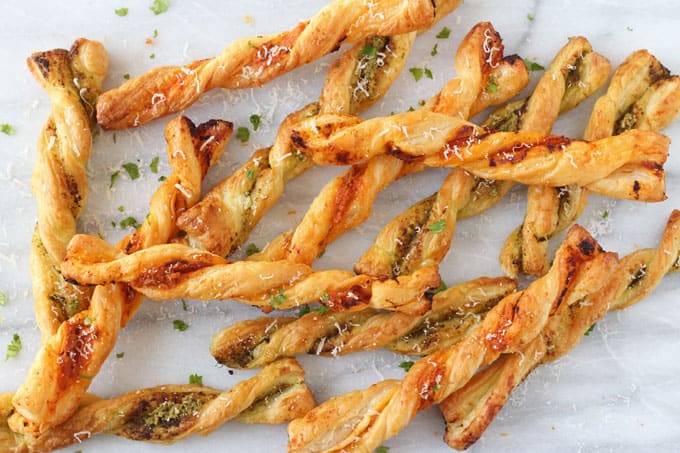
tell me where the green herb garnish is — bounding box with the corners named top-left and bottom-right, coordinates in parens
top-left (424, 68), bottom-right (433, 79)
top-left (427, 219), bottom-right (446, 233)
top-left (123, 73), bottom-right (130, 80)
top-left (246, 169), bottom-right (255, 180)
top-left (245, 243), bottom-right (260, 256)
top-left (602, 210), bottom-right (609, 219)
top-left (298, 305), bottom-right (311, 317)
top-left (584, 323), bottom-right (597, 336)
top-left (0, 292), bottom-right (7, 306)
top-left (152, 29), bottom-right (159, 38)
top-left (431, 43), bottom-right (438, 56)
top-left (189, 374), bottom-right (203, 385)
top-left (527, 13), bottom-right (534, 21)
top-left (5, 334), bottom-right (21, 361)
top-left (173, 319), bottom-right (189, 331)
top-left (360, 44), bottom-right (377, 58)
top-left (149, 0), bottom-right (169, 15)
top-left (122, 162), bottom-right (140, 180)
top-left (182, 299), bottom-right (189, 311)
top-left (149, 53), bottom-right (155, 59)
top-left (523, 59), bottom-right (545, 71)
top-left (149, 156), bottom-right (160, 173)
top-left (270, 288), bottom-right (286, 308)
top-left (110, 170), bottom-right (120, 188)
top-left (409, 67), bottom-right (423, 81)
top-left (376, 447), bottom-right (390, 453)
top-left (115, 7), bottom-right (128, 16)
top-left (486, 82), bottom-right (498, 93)
top-left (249, 114), bottom-right (261, 131)
top-left (436, 27), bottom-right (451, 39)
top-left (116, 352), bottom-right (125, 358)
top-left (1, 124), bottom-right (15, 135)
top-left (398, 361), bottom-right (414, 372)
top-left (236, 127), bottom-right (250, 143)
top-left (119, 216), bottom-right (141, 229)
top-left (315, 305), bottom-right (330, 315)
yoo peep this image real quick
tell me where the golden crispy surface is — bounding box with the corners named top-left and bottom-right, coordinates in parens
top-left (287, 226), bottom-right (618, 452)
top-left (10, 118), bottom-right (232, 437)
top-left (3, 359), bottom-right (314, 452)
top-left (96, 0), bottom-right (461, 129)
top-left (27, 39), bottom-right (108, 339)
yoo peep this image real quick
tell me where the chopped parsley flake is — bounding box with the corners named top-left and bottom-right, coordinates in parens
top-left (376, 447), bottom-right (390, 453)
top-left (320, 291), bottom-right (329, 303)
top-left (182, 299), bottom-right (189, 311)
top-left (315, 305), bottom-right (330, 315)
top-left (627, 26), bottom-right (633, 31)
top-left (1, 124), bottom-right (15, 135)
top-left (527, 13), bottom-right (534, 21)
top-left (523, 59), bottom-right (545, 71)
top-left (249, 114), bottom-right (261, 131)
top-left (424, 68), bottom-right (433, 79)
top-left (409, 67), bottom-right (423, 81)
top-left (78, 373), bottom-right (92, 380)
top-left (245, 243), bottom-right (260, 256)
top-left (236, 127), bottom-right (250, 143)
top-left (436, 27), bottom-right (451, 39)
top-left (189, 374), bottom-right (203, 385)
top-left (431, 43), bottom-right (438, 56)
top-left (83, 316), bottom-right (92, 326)
top-left (119, 216), bottom-right (142, 230)
top-left (0, 292), bottom-right (7, 306)
top-left (602, 210), bottom-right (609, 219)
top-left (110, 170), bottom-right (120, 188)
top-left (149, 0), bottom-right (169, 15)
top-left (123, 73), bottom-right (130, 80)
top-left (270, 288), bottom-right (286, 308)
top-left (149, 53), bottom-right (155, 59)
top-left (398, 361), bottom-right (414, 372)
top-left (427, 281), bottom-right (448, 296)
top-left (115, 7), bottom-right (128, 16)
top-left (158, 175), bottom-right (167, 181)
top-left (486, 82), bottom-right (498, 93)
top-left (247, 40), bottom-right (258, 49)
top-left (427, 219), bottom-right (446, 233)
top-left (246, 169), bottom-right (255, 180)
top-left (150, 156), bottom-right (160, 173)
top-left (118, 205), bottom-right (125, 212)
top-left (5, 334), bottom-right (21, 361)
top-left (152, 29), bottom-right (159, 38)
top-left (173, 319), bottom-right (189, 331)
top-left (584, 323), bottom-right (597, 336)
top-left (116, 352), bottom-right (125, 358)
top-left (298, 305), bottom-right (311, 317)
top-left (359, 44), bottom-right (377, 58)
top-left (122, 162), bottom-right (140, 180)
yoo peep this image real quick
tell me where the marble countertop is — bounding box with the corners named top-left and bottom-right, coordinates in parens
top-left (1, 0), bottom-right (678, 451)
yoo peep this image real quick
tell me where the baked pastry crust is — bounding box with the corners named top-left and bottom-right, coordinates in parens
top-left (96, 0), bottom-right (461, 129)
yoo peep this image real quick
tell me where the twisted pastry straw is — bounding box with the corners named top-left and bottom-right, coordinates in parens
top-left (501, 49), bottom-right (680, 277)
top-left (26, 39), bottom-right (109, 339)
top-left (440, 209), bottom-right (680, 449)
top-left (354, 36), bottom-right (609, 278)
top-left (177, 32), bottom-right (416, 257)
top-left (209, 277), bottom-right (516, 369)
top-left (10, 118), bottom-right (232, 436)
top-left (250, 22), bottom-right (529, 265)
top-left (287, 226), bottom-right (619, 452)
top-left (290, 108), bottom-right (669, 201)
top-left (96, 0), bottom-right (461, 129)
top-left (2, 359), bottom-right (315, 452)
top-left (61, 235), bottom-right (440, 315)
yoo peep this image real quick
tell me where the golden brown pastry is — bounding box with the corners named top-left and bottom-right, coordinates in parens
top-left (250, 22), bottom-right (529, 265)
top-left (440, 209), bottom-right (680, 449)
top-left (210, 277), bottom-right (515, 368)
top-left (291, 108), bottom-right (669, 200)
top-left (176, 32), bottom-right (415, 257)
top-left (2, 359), bottom-right (314, 452)
top-left (96, 0), bottom-right (461, 129)
top-left (61, 234), bottom-right (440, 315)
top-left (10, 118), bottom-right (232, 437)
top-left (287, 226), bottom-right (618, 452)
top-left (27, 39), bottom-right (108, 338)
top-left (501, 49), bottom-right (680, 277)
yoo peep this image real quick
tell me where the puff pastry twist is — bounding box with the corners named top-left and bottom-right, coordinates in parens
top-left (501, 49), bottom-right (680, 277)
top-left (177, 33), bottom-right (415, 257)
top-left (287, 226), bottom-right (618, 452)
top-left (441, 209), bottom-right (679, 449)
top-left (61, 236), bottom-right (440, 316)
top-left (10, 118), bottom-right (232, 436)
top-left (290, 109), bottom-right (669, 200)
top-left (2, 359), bottom-right (314, 452)
top-left (96, 0), bottom-right (461, 129)
top-left (250, 22), bottom-right (529, 265)
top-left (27, 39), bottom-right (108, 338)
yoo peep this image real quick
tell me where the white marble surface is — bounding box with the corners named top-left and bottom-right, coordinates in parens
top-left (1, 0), bottom-right (679, 451)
